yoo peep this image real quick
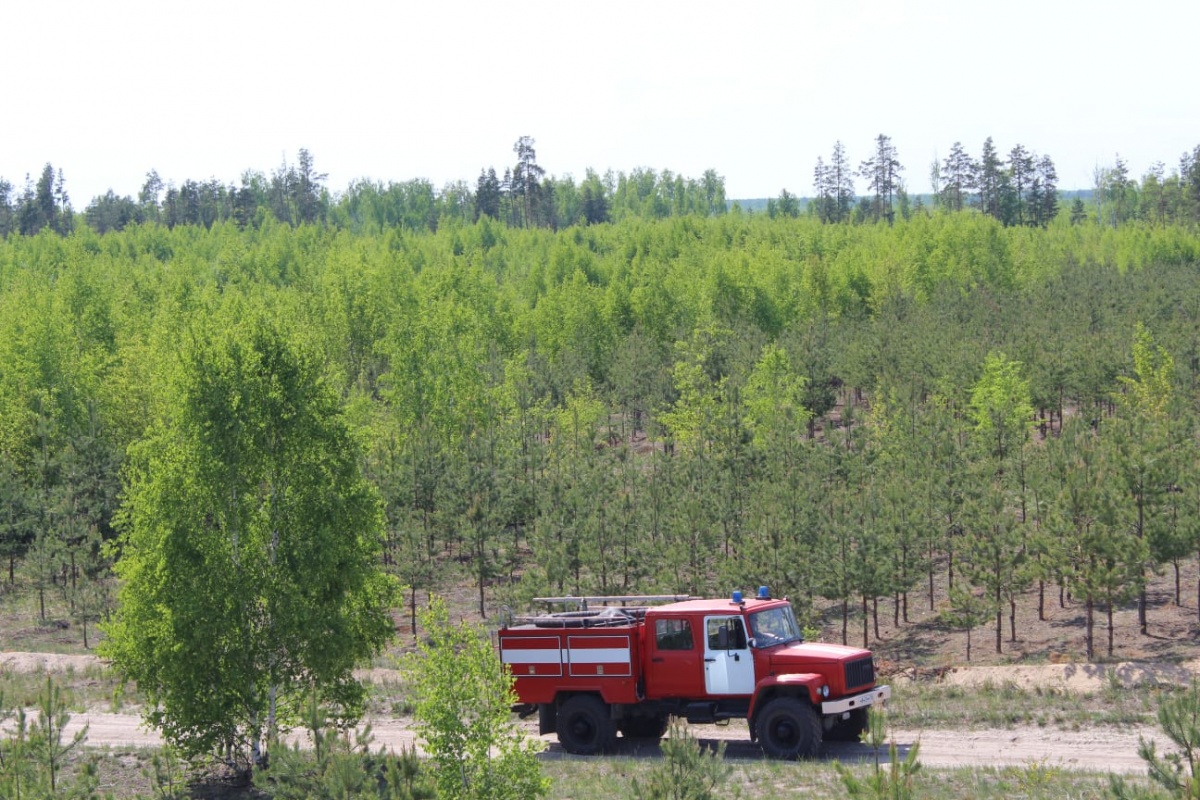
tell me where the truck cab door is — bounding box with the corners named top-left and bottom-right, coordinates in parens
top-left (644, 615), bottom-right (705, 699)
top-left (703, 616), bottom-right (755, 695)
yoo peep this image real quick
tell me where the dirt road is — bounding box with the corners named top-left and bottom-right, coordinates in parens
top-left (1, 652), bottom-right (1169, 773)
top-left (42, 711), bottom-right (1163, 773)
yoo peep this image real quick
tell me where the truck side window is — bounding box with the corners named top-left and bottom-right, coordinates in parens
top-left (707, 617), bottom-right (747, 650)
top-left (655, 618), bottom-right (693, 650)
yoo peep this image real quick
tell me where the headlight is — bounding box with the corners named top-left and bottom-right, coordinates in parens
top-left (821, 685), bottom-right (830, 698)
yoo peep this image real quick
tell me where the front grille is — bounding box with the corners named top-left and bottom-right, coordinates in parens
top-left (844, 657), bottom-right (875, 690)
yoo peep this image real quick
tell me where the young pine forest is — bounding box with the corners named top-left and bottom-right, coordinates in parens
top-left (4, 140), bottom-right (1200, 670)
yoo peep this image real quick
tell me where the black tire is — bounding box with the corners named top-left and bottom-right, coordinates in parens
top-left (619, 715), bottom-right (669, 740)
top-left (757, 697), bottom-right (822, 759)
top-left (557, 695), bottom-right (617, 755)
top-left (825, 707), bottom-right (870, 742)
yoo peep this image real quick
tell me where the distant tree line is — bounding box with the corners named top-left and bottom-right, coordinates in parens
top-left (799, 134), bottom-right (1058, 227)
top-left (0, 138), bottom-right (730, 237)
top-left (773, 135), bottom-right (1200, 229)
top-left (5, 136), bottom-right (1200, 239)
top-left (0, 164), bottom-right (74, 237)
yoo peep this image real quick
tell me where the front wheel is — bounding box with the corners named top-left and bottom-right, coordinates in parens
top-left (557, 695), bottom-right (617, 755)
top-left (757, 697), bottom-right (821, 759)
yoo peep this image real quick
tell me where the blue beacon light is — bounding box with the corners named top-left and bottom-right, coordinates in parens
top-left (758, 585), bottom-right (771, 600)
top-left (731, 590), bottom-right (743, 604)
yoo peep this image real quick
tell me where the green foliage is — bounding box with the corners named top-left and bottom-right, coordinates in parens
top-left (835, 708), bottom-right (922, 800)
top-left (1118, 322), bottom-right (1175, 419)
top-left (628, 719), bottom-right (737, 800)
top-left (940, 586), bottom-right (988, 662)
top-left (256, 693), bottom-right (435, 800)
top-left (4, 207), bottom-right (1200, 667)
top-left (0, 676), bottom-right (99, 799)
top-left (969, 351), bottom-right (1033, 462)
top-left (406, 597), bottom-right (548, 800)
top-left (658, 322), bottom-right (732, 449)
top-left (101, 316), bottom-right (396, 768)
top-left (1110, 682), bottom-right (1200, 800)
top-left (142, 745), bottom-right (188, 799)
top-left (742, 343), bottom-right (809, 450)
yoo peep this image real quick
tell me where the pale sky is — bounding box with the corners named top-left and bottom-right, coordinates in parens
top-left (5, 0), bottom-right (1197, 206)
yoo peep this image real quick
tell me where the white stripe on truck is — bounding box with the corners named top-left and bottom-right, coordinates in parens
top-left (502, 649), bottom-right (565, 665)
top-left (501, 633), bottom-right (632, 668)
top-left (568, 647), bottom-right (629, 664)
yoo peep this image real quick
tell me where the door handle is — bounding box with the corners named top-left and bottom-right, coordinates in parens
top-left (704, 658), bottom-right (717, 663)
top-left (651, 657), bottom-right (665, 663)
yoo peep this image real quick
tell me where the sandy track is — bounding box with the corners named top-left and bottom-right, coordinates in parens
top-left (1, 651), bottom-right (1174, 773)
top-left (32, 712), bottom-right (1167, 774)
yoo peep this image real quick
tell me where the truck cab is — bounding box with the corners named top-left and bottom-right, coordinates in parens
top-left (499, 588), bottom-right (890, 758)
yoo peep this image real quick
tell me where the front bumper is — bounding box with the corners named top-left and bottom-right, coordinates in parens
top-left (821, 684), bottom-right (891, 716)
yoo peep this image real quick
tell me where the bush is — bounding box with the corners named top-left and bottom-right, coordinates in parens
top-left (629, 719), bottom-right (737, 800)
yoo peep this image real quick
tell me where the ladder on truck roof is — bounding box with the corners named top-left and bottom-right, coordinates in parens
top-left (505, 594), bottom-right (697, 629)
top-left (532, 594), bottom-right (695, 611)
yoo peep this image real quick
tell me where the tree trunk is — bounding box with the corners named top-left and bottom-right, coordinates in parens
top-left (862, 594), bottom-right (869, 649)
top-left (841, 599), bottom-right (848, 646)
top-left (1107, 600), bottom-right (1115, 658)
top-left (1085, 595), bottom-right (1095, 662)
top-left (266, 684), bottom-right (277, 768)
top-left (410, 586), bottom-right (419, 641)
top-left (1038, 580), bottom-right (1045, 621)
top-left (478, 573), bottom-right (486, 619)
top-left (1138, 500), bottom-right (1147, 635)
top-left (251, 707), bottom-right (263, 769)
top-left (1009, 598), bottom-right (1017, 643)
top-left (995, 580), bottom-right (1002, 654)
top-left (928, 557), bottom-right (935, 611)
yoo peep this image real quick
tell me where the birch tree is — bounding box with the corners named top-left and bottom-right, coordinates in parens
top-left (103, 317), bottom-right (395, 770)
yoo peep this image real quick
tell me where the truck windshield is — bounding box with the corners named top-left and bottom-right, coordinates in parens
top-left (748, 605), bottom-right (802, 648)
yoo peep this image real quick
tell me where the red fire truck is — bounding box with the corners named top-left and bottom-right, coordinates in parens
top-left (498, 587), bottom-right (890, 758)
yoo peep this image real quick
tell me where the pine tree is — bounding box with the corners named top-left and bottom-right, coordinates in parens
top-left (939, 141), bottom-right (975, 213)
top-left (1112, 681), bottom-right (1200, 799)
top-left (812, 157), bottom-right (833, 223)
top-left (1006, 144), bottom-right (1036, 227)
top-left (858, 134), bottom-right (903, 224)
top-left (830, 141), bottom-right (856, 222)
top-left (1032, 154), bottom-right (1059, 226)
top-left (512, 136), bottom-right (545, 228)
top-left (629, 719), bottom-right (734, 800)
top-left (976, 137), bottom-right (1003, 220)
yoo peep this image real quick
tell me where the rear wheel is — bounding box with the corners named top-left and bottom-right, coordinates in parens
top-left (619, 715), bottom-right (669, 740)
top-left (757, 697), bottom-right (821, 759)
top-left (825, 708), bottom-right (870, 742)
top-left (557, 695), bottom-right (617, 755)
